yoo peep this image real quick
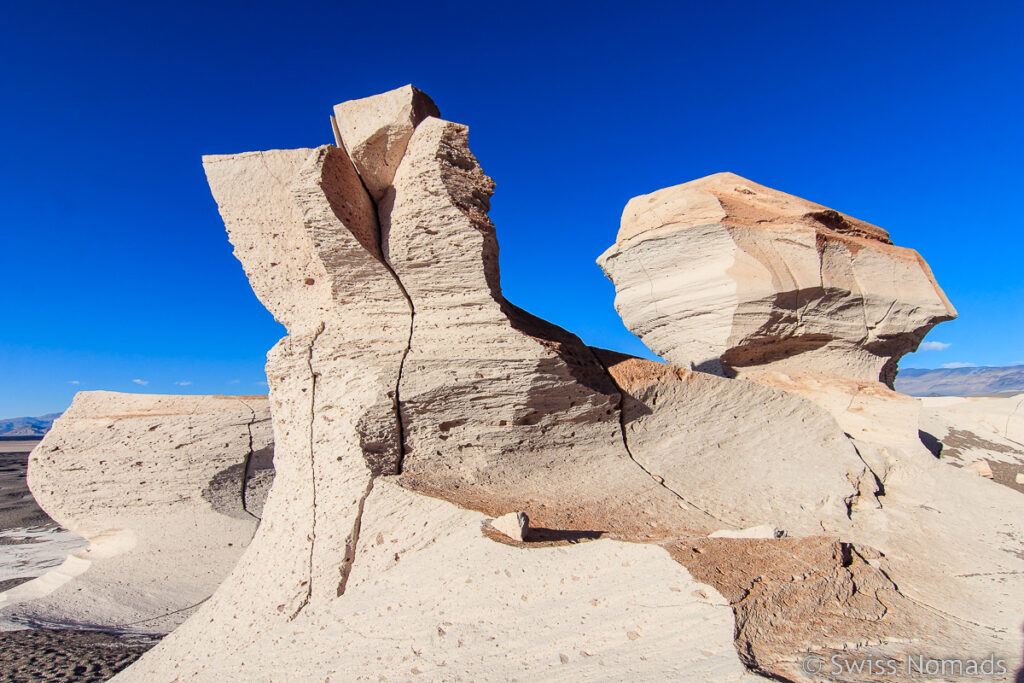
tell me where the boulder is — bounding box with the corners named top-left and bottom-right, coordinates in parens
top-left (597, 173), bottom-right (956, 386)
top-left (490, 511), bottom-right (529, 541)
top-left (1, 392), bottom-right (272, 633)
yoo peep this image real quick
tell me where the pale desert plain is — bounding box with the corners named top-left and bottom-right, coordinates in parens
top-left (0, 86), bottom-right (1021, 682)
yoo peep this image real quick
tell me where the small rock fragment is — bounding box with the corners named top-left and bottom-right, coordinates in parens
top-left (965, 460), bottom-right (993, 478)
top-left (491, 511), bottom-right (529, 542)
top-left (708, 524), bottom-right (781, 539)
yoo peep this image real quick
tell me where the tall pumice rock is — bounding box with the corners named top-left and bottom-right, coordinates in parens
top-left (146, 137), bottom-right (416, 668)
top-left (597, 172), bottom-right (956, 386)
top-left (118, 89), bottom-right (762, 682)
top-left (113, 89), bottom-right (1021, 681)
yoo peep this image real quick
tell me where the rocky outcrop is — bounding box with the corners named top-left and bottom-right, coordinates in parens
top-left (108, 89), bottom-right (1021, 682)
top-left (121, 89), bottom-right (753, 680)
top-left (597, 174), bottom-right (1022, 676)
top-left (381, 117), bottom-right (706, 538)
top-left (597, 173), bottom-right (956, 386)
top-left (1, 392), bottom-right (272, 633)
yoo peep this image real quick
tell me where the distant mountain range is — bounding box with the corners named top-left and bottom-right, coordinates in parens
top-left (895, 365), bottom-right (1024, 397)
top-left (0, 413), bottom-right (61, 438)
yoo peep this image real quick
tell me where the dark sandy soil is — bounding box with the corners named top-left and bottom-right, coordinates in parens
top-left (0, 441), bottom-right (53, 532)
top-left (0, 628), bottom-right (159, 682)
top-left (1, 441), bottom-right (161, 681)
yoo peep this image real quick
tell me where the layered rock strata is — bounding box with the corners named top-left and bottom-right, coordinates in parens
top-left (119, 88), bottom-right (754, 680)
top-left (597, 173), bottom-right (956, 386)
top-left (597, 175), bottom-right (1023, 676)
top-left (110, 88), bottom-right (1021, 681)
top-left (1, 392), bottom-right (272, 633)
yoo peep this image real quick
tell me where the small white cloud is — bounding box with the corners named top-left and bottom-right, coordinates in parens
top-left (919, 341), bottom-right (951, 352)
top-left (132, 378), bottom-right (149, 386)
top-left (68, 380), bottom-right (80, 385)
top-left (256, 380), bottom-right (268, 386)
top-left (941, 362), bottom-right (975, 369)
top-left (228, 379), bottom-right (240, 385)
top-left (174, 380), bottom-right (193, 386)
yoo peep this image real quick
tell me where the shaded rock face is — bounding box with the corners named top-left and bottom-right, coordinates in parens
top-left (597, 173), bottom-right (956, 386)
top-left (109, 88), bottom-right (1022, 682)
top-left (3, 392), bottom-right (272, 633)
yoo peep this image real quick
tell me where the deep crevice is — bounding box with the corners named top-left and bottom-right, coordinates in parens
top-left (236, 399), bottom-right (260, 523)
top-left (341, 146), bottom-right (416, 476)
top-left (289, 323), bottom-right (325, 622)
top-left (337, 479), bottom-right (374, 596)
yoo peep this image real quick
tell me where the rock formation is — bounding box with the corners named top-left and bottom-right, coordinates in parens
top-left (2, 392), bottom-right (272, 633)
top-left (597, 173), bottom-right (957, 386)
top-left (10, 86), bottom-right (1004, 681)
top-left (597, 173), bottom-right (1023, 677)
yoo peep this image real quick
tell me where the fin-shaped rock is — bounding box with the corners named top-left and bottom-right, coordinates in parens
top-left (594, 349), bottom-right (873, 534)
top-left (127, 143), bottom-right (413, 671)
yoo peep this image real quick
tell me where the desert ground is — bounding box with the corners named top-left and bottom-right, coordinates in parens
top-left (0, 440), bottom-right (159, 681)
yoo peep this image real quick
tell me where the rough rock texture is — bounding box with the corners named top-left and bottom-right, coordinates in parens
top-left (382, 117), bottom-right (705, 538)
top-left (597, 173), bottom-right (956, 386)
top-left (919, 393), bottom-right (1024, 493)
top-left (698, 366), bottom-right (1023, 677)
top-left (154, 141), bottom-right (416, 666)
top-left (596, 175), bottom-right (1021, 676)
top-left (1, 392), bottom-right (272, 633)
top-left (109, 90), bottom-right (1021, 682)
top-left (120, 94), bottom-right (752, 680)
top-left (122, 480), bottom-right (754, 682)
top-left (597, 353), bottom-right (1022, 677)
top-left (333, 84), bottom-right (440, 201)
top-left (594, 349), bottom-right (875, 536)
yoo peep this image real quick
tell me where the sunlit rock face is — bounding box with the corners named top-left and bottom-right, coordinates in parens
top-left (597, 172), bottom-right (956, 386)
top-left (4, 391), bottom-right (272, 633)
top-left (102, 88), bottom-right (1020, 683)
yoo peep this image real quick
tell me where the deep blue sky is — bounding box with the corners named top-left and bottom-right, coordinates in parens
top-left (1, 1), bottom-right (1021, 416)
